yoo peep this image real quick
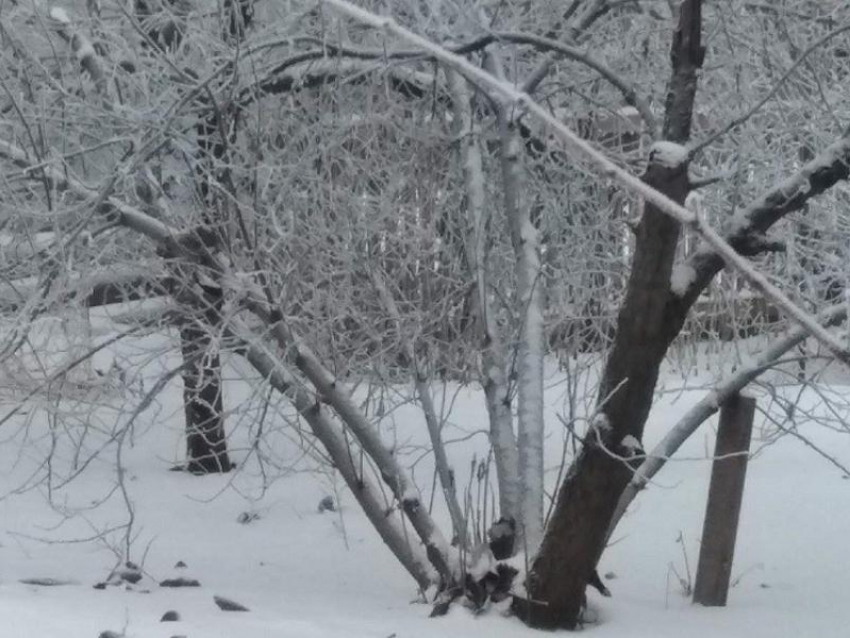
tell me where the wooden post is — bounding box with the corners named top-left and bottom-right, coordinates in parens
top-left (693, 392), bottom-right (756, 606)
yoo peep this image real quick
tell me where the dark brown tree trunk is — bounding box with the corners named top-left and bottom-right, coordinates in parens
top-left (175, 0), bottom-right (253, 475)
top-left (180, 306), bottom-right (232, 474)
top-left (516, 1), bottom-right (704, 628)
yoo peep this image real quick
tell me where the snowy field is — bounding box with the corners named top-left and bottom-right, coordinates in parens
top-left (1, 317), bottom-right (849, 637)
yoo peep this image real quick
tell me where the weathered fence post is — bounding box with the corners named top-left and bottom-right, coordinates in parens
top-left (693, 391), bottom-right (756, 606)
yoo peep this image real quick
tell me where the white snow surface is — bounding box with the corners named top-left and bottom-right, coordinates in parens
top-left (650, 141), bottom-right (689, 169)
top-left (1, 321), bottom-right (849, 637)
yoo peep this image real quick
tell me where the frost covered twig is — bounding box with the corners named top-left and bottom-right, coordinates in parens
top-left (318, 0), bottom-right (850, 365)
top-left (229, 319), bottom-right (437, 589)
top-left (607, 302), bottom-right (849, 539)
top-left (369, 267), bottom-right (468, 549)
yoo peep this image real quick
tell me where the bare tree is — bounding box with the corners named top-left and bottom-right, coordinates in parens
top-left (3, 0), bottom-right (850, 629)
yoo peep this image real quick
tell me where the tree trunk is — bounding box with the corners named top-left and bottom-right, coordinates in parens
top-left (181, 304), bottom-right (231, 474)
top-left (517, 1), bottom-right (704, 628)
top-left (501, 116), bottom-right (546, 553)
top-left (447, 70), bottom-right (520, 524)
top-left (236, 323), bottom-right (436, 589)
top-left (175, 0), bottom-right (253, 475)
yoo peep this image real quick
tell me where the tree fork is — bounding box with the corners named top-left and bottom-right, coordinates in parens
top-left (517, 1), bottom-right (704, 628)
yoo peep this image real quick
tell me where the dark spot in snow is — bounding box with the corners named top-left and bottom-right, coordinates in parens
top-left (160, 577), bottom-right (201, 588)
top-left (318, 495), bottom-right (335, 513)
top-left (160, 610), bottom-right (180, 622)
top-left (214, 595), bottom-right (250, 611)
top-left (19, 577), bottom-right (78, 587)
top-left (237, 511), bottom-right (261, 524)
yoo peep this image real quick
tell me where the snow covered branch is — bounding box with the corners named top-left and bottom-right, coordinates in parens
top-left (231, 320), bottom-right (437, 589)
top-left (318, 0), bottom-right (850, 366)
top-left (608, 302), bottom-right (849, 538)
top-left (48, 6), bottom-right (107, 95)
top-left (676, 134), bottom-right (850, 307)
top-left (489, 31), bottom-right (656, 135)
top-left (369, 268), bottom-right (467, 549)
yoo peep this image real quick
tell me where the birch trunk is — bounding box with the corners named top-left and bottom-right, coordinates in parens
top-left (499, 115), bottom-right (546, 553)
top-left (446, 70), bottom-right (520, 524)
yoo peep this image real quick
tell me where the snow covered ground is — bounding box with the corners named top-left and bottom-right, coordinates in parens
top-left (1, 322), bottom-right (849, 637)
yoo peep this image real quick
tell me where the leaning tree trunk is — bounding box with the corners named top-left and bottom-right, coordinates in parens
top-left (517, 1), bottom-right (704, 628)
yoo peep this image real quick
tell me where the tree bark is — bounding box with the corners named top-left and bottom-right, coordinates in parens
top-left (500, 115), bottom-right (546, 553)
top-left (180, 291), bottom-right (231, 474)
top-left (447, 70), bottom-right (520, 524)
top-left (517, 1), bottom-right (704, 628)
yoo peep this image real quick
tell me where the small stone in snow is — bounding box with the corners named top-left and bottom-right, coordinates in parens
top-left (98, 631), bottom-right (123, 638)
top-left (160, 577), bottom-right (201, 588)
top-left (237, 510), bottom-right (260, 524)
top-left (19, 577), bottom-right (78, 587)
top-left (174, 560), bottom-right (188, 569)
top-left (214, 595), bottom-right (250, 611)
top-left (160, 610), bottom-right (181, 622)
top-left (604, 571), bottom-right (617, 580)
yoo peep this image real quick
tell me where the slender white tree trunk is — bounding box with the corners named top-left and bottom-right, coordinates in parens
top-left (499, 115), bottom-right (546, 553)
top-left (447, 70), bottom-right (520, 524)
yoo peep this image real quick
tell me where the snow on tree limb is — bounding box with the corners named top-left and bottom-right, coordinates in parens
top-left (318, 0), bottom-right (850, 365)
top-left (0, 131), bottom-right (458, 584)
top-left (48, 5), bottom-right (107, 95)
top-left (607, 302), bottom-right (849, 540)
top-left (369, 268), bottom-right (468, 549)
top-left (230, 319), bottom-right (437, 589)
top-left (678, 135), bottom-right (850, 302)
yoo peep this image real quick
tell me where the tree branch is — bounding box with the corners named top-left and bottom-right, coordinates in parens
top-left (319, 0), bottom-right (850, 364)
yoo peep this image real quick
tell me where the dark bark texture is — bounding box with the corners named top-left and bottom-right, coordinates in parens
top-left (180, 290), bottom-right (231, 474)
top-left (516, 1), bottom-right (704, 628)
top-left (176, 0), bottom-right (254, 474)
